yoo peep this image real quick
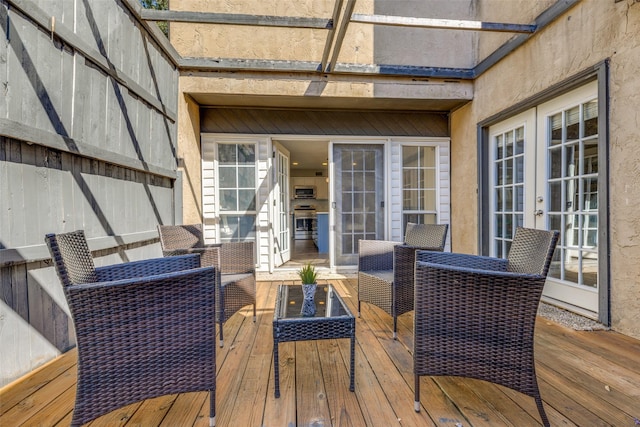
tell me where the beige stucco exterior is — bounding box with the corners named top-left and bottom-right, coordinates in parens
top-left (177, 92), bottom-right (203, 225)
top-left (451, 0), bottom-right (640, 338)
top-left (171, 0), bottom-right (640, 339)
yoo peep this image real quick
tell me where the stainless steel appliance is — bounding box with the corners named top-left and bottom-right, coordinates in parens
top-left (294, 186), bottom-right (316, 199)
top-left (294, 204), bottom-right (316, 240)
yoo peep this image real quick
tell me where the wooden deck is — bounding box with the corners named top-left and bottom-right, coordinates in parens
top-left (2, 278), bottom-right (639, 426)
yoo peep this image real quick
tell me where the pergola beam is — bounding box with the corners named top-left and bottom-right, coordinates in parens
top-left (351, 14), bottom-right (536, 33)
top-left (178, 57), bottom-right (474, 79)
top-left (320, 0), bottom-right (345, 73)
top-left (139, 9), bottom-right (333, 29)
top-left (326, 0), bottom-right (357, 72)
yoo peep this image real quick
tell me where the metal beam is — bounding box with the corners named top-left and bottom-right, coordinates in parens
top-left (179, 58), bottom-right (322, 73)
top-left (178, 57), bottom-right (474, 79)
top-left (351, 14), bottom-right (536, 33)
top-left (320, 0), bottom-right (345, 73)
top-left (326, 0), bottom-right (357, 72)
top-left (140, 9), bottom-right (333, 29)
top-left (332, 63), bottom-right (475, 79)
top-left (473, 0), bottom-right (581, 77)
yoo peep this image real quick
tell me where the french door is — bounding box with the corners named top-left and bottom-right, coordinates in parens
top-left (331, 143), bottom-right (385, 266)
top-left (489, 81), bottom-right (600, 316)
top-left (273, 142), bottom-right (291, 266)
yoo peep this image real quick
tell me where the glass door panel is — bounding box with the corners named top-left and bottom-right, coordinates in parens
top-left (332, 144), bottom-right (384, 266)
top-left (543, 95), bottom-right (599, 293)
top-left (489, 110), bottom-right (535, 259)
top-left (273, 145), bottom-right (290, 266)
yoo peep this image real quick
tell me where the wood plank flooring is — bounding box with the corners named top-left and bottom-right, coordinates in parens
top-left (2, 278), bottom-right (639, 426)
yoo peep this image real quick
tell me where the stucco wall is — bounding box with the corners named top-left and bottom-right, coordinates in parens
top-left (170, 0), bottom-right (373, 64)
top-left (169, 0), bottom-right (474, 69)
top-left (451, 0), bottom-right (640, 338)
top-left (178, 92), bottom-right (203, 225)
top-left (449, 102), bottom-right (477, 254)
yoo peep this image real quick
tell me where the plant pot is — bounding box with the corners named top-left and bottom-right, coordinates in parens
top-left (302, 283), bottom-right (317, 299)
top-left (300, 283), bottom-right (317, 317)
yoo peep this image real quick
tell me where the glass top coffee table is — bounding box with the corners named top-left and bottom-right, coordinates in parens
top-left (272, 283), bottom-right (356, 398)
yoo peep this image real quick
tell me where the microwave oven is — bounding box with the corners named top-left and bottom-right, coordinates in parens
top-left (294, 186), bottom-right (316, 199)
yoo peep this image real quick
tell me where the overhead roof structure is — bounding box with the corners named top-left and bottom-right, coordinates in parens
top-left (139, 0), bottom-right (581, 79)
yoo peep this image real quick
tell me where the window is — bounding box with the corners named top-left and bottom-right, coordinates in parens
top-left (402, 146), bottom-right (437, 233)
top-left (218, 143), bottom-right (257, 243)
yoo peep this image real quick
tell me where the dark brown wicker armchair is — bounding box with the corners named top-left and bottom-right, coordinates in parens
top-left (413, 227), bottom-right (559, 427)
top-left (45, 230), bottom-right (217, 427)
top-left (358, 223), bottom-right (448, 338)
top-left (157, 224), bottom-right (256, 347)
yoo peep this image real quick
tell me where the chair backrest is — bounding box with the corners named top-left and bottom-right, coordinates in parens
top-left (507, 227), bottom-right (560, 276)
top-left (404, 223), bottom-right (448, 250)
top-left (158, 224), bottom-right (205, 250)
top-left (45, 230), bottom-right (97, 288)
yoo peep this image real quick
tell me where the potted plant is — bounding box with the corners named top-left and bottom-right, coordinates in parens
top-left (298, 262), bottom-right (317, 283)
top-left (298, 263), bottom-right (318, 316)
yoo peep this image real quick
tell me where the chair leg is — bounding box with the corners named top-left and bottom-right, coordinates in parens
top-left (253, 302), bottom-right (257, 322)
top-left (414, 375), bottom-right (420, 412)
top-left (357, 301), bottom-right (361, 317)
top-left (209, 388), bottom-right (216, 426)
top-left (219, 319), bottom-right (224, 348)
top-left (393, 315), bottom-right (398, 340)
top-left (535, 396), bottom-right (550, 427)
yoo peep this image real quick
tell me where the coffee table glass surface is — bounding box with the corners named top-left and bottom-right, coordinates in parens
top-left (272, 283), bottom-right (355, 397)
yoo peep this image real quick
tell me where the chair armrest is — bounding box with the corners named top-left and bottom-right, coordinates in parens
top-left (94, 254), bottom-right (202, 282)
top-left (415, 250), bottom-right (508, 272)
top-left (219, 242), bottom-right (255, 274)
top-left (414, 260), bottom-right (546, 327)
top-left (416, 260), bottom-right (543, 281)
top-left (162, 247), bottom-right (220, 269)
top-left (358, 240), bottom-right (399, 272)
top-left (393, 245), bottom-right (435, 283)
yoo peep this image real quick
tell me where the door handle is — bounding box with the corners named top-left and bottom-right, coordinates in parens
top-left (534, 209), bottom-right (544, 216)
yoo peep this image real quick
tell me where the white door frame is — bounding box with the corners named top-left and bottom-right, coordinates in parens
top-left (536, 81), bottom-right (599, 315)
top-left (271, 141), bottom-right (291, 268)
top-left (486, 81), bottom-right (600, 317)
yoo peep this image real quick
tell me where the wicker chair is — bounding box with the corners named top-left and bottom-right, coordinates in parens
top-left (157, 224), bottom-right (256, 347)
top-left (44, 230), bottom-right (217, 427)
top-left (413, 227), bottom-right (559, 427)
top-left (358, 223), bottom-right (449, 338)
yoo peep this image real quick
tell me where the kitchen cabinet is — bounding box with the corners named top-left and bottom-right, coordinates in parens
top-left (315, 213), bottom-right (329, 253)
top-left (315, 178), bottom-right (329, 200)
top-left (290, 176), bottom-right (329, 200)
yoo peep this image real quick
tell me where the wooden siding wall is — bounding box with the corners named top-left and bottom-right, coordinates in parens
top-left (201, 108), bottom-right (450, 137)
top-left (0, 0), bottom-right (178, 386)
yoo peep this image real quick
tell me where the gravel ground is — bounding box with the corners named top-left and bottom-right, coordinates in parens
top-left (538, 302), bottom-right (608, 331)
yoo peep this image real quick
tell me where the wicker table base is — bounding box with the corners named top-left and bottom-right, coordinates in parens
top-left (273, 283), bottom-right (356, 398)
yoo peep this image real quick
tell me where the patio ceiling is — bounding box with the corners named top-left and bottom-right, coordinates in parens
top-left (140, 0), bottom-right (581, 80)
